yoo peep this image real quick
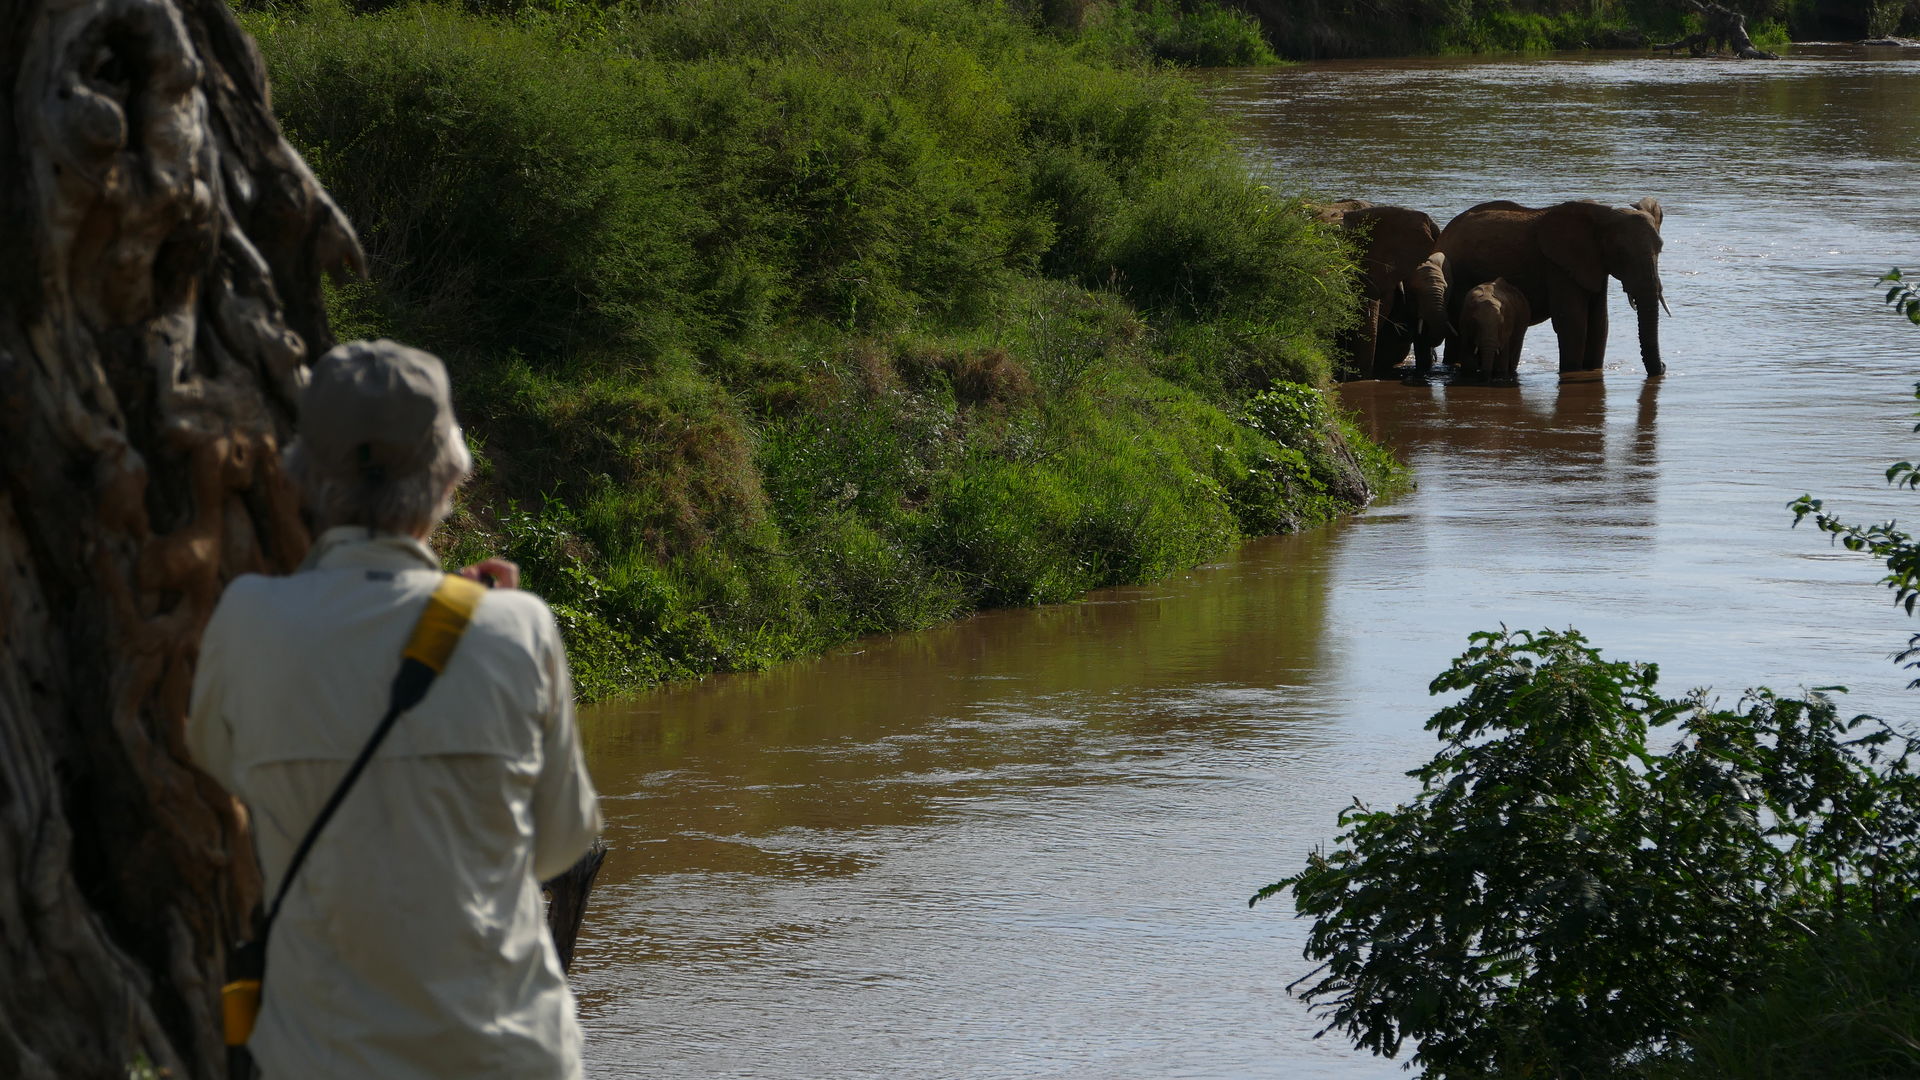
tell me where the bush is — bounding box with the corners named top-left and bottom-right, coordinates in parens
top-left (1105, 169), bottom-right (1331, 318)
top-left (1082, 0), bottom-right (1281, 66)
top-left (251, 0), bottom-right (1380, 699)
top-left (1645, 915), bottom-right (1920, 1079)
top-left (258, 3), bottom-right (693, 361)
top-left (1260, 628), bottom-right (1920, 1079)
top-left (1248, 0), bottom-right (1701, 59)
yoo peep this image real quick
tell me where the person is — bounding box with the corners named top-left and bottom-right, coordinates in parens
top-left (187, 339), bottom-right (602, 1078)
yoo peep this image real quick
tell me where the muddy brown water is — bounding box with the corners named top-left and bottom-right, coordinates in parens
top-left (573, 48), bottom-right (1920, 1077)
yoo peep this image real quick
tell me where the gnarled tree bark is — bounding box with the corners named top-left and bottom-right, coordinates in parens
top-left (0, 0), bottom-right (361, 1073)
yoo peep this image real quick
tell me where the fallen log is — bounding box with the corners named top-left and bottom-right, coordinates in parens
top-left (1655, 0), bottom-right (1780, 59)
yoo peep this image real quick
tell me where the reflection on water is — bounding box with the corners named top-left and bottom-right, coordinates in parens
top-left (577, 50), bottom-right (1920, 1078)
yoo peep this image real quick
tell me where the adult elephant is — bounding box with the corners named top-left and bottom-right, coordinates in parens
top-left (1435, 198), bottom-right (1668, 380)
top-left (1318, 202), bottom-right (1446, 381)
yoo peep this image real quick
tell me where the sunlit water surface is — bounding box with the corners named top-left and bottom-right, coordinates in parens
top-left (572, 47), bottom-right (1920, 1078)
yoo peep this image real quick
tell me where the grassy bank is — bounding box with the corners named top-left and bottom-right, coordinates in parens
top-left (247, 0), bottom-right (1402, 699)
top-left (1237, 0), bottom-right (1813, 59)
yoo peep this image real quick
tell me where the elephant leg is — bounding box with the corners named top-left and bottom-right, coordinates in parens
top-left (1402, 333), bottom-right (1439, 386)
top-left (1341, 297), bottom-right (1381, 381)
top-left (1501, 323), bottom-right (1527, 384)
top-left (1550, 300), bottom-right (1589, 375)
top-left (1583, 292), bottom-right (1608, 371)
top-left (1374, 316), bottom-right (1413, 379)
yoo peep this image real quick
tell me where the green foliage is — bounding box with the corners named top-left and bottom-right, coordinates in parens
top-left (1246, 0), bottom-right (1801, 59)
top-left (1439, 8), bottom-right (1605, 53)
top-left (253, 0), bottom-right (1340, 369)
top-left (1639, 267), bottom-right (1920, 1077)
top-left (1259, 627), bottom-right (1920, 1079)
top-left (1225, 382), bottom-right (1389, 530)
top-left (1644, 915), bottom-right (1920, 1079)
top-left (1790, 269), bottom-right (1920, 684)
top-left (1080, 0), bottom-right (1281, 67)
top-left (1868, 0), bottom-right (1911, 38)
top-left (1748, 18), bottom-right (1792, 49)
top-left (1882, 267), bottom-right (1920, 325)
top-left (1105, 170), bottom-right (1349, 321)
top-left (250, 0), bottom-right (1384, 699)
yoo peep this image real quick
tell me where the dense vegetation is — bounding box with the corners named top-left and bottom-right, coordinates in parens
top-left (1262, 629), bottom-right (1920, 1077)
top-left (246, 0), bottom-right (1402, 698)
top-left (1258, 282), bottom-right (1920, 1077)
top-left (1237, 0), bottom-right (1920, 58)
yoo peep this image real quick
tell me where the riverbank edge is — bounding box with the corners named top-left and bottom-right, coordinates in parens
top-left (1230, 0), bottom-right (1896, 60)
top-left (249, 0), bottom-right (1411, 704)
top-left (428, 377), bottom-right (1412, 704)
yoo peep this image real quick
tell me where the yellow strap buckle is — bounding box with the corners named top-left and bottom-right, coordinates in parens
top-left (222, 978), bottom-right (262, 1046)
top-left (402, 575), bottom-right (487, 674)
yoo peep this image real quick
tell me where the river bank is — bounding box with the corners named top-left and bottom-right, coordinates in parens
top-left (247, 0), bottom-right (1410, 701)
top-left (1234, 0), bottom-right (1915, 59)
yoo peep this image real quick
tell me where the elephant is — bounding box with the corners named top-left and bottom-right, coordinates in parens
top-left (1458, 277), bottom-right (1530, 386)
top-left (1317, 202), bottom-right (1446, 381)
top-left (1434, 197), bottom-right (1668, 380)
top-left (1402, 251), bottom-right (1451, 384)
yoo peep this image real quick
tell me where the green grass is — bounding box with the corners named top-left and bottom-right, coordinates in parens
top-left (250, 0), bottom-right (1397, 698)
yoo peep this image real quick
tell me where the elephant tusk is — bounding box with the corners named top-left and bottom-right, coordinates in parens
top-left (1660, 295), bottom-right (1673, 318)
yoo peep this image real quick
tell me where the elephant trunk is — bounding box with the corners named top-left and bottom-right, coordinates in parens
top-left (1413, 252), bottom-right (1449, 348)
top-left (1633, 287), bottom-right (1665, 377)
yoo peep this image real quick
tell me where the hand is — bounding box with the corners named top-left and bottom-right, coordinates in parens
top-left (459, 558), bottom-right (520, 590)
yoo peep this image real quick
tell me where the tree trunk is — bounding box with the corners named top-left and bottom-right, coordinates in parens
top-left (0, 0), bottom-right (362, 1073)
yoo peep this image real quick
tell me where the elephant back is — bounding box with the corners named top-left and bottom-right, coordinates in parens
top-left (1434, 203), bottom-right (1549, 319)
top-left (1342, 205), bottom-right (1440, 285)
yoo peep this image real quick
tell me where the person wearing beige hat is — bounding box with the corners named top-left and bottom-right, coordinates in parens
top-left (187, 340), bottom-right (602, 1078)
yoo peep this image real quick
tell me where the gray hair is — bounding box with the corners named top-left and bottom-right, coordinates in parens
top-left (286, 422), bottom-right (473, 536)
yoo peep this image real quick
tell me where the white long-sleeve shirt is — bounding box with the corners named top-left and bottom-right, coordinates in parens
top-left (188, 527), bottom-right (602, 1078)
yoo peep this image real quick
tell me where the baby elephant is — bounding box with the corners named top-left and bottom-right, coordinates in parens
top-left (1459, 278), bottom-right (1530, 386)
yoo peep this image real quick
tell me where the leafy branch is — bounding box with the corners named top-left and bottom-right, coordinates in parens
top-left (1790, 266), bottom-right (1920, 678)
top-left (1883, 266), bottom-right (1920, 325)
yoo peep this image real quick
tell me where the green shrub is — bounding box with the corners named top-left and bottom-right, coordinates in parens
top-left (251, 0), bottom-right (1382, 699)
top-left (1105, 169), bottom-right (1347, 320)
top-left (1645, 915), bottom-right (1920, 1079)
top-left (1251, 0), bottom-right (1688, 58)
top-left (258, 3), bottom-right (692, 361)
top-left (1081, 0), bottom-right (1281, 66)
top-left (1263, 627), bottom-right (1920, 1079)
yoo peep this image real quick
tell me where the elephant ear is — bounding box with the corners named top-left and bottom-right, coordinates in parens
top-left (1537, 202), bottom-right (1607, 294)
top-left (1632, 197), bottom-right (1664, 230)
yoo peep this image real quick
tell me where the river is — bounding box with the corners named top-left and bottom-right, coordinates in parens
top-left (572, 46), bottom-right (1920, 1078)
